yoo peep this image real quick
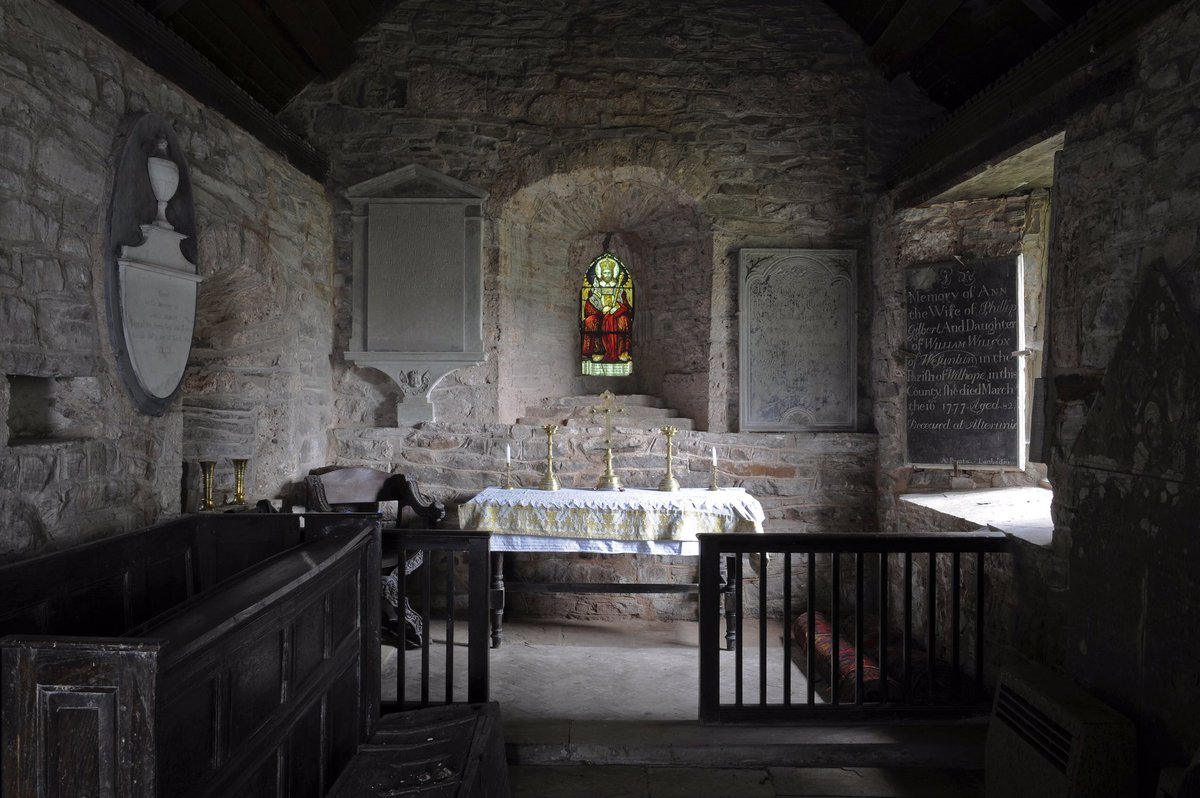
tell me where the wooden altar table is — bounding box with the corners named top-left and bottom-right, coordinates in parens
top-left (457, 486), bottom-right (765, 647)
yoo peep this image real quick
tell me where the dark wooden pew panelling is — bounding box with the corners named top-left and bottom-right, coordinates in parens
top-left (0, 513), bottom-right (381, 798)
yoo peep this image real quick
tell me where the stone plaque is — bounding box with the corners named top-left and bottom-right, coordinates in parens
top-left (739, 249), bottom-right (857, 431)
top-left (904, 256), bottom-right (1023, 467)
top-left (345, 165), bottom-right (486, 423)
top-left (104, 113), bottom-right (200, 416)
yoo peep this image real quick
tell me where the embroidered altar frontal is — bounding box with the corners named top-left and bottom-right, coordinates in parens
top-left (457, 486), bottom-right (765, 542)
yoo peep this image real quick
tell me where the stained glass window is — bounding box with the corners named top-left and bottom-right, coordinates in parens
top-left (580, 253), bottom-right (634, 377)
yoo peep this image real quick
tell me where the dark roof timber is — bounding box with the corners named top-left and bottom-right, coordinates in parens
top-left (891, 0), bottom-right (1182, 206)
top-left (54, 0), bottom-right (329, 181)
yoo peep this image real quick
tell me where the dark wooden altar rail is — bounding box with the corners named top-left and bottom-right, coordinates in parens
top-left (698, 531), bottom-right (1011, 724)
top-left (387, 530), bottom-right (491, 712)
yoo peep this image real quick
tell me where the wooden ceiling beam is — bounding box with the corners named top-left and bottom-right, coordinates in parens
top-left (263, 0), bottom-right (353, 79)
top-left (861, 0), bottom-right (911, 45)
top-left (170, 12), bottom-right (289, 110)
top-left (223, 0), bottom-right (320, 92)
top-left (1017, 0), bottom-right (1069, 31)
top-left (869, 0), bottom-right (965, 78)
top-left (892, 0), bottom-right (1180, 205)
top-left (143, 0), bottom-right (190, 16)
top-left (51, 0), bottom-right (327, 179)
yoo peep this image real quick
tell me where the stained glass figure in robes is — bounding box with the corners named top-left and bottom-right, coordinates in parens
top-left (580, 252), bottom-right (634, 377)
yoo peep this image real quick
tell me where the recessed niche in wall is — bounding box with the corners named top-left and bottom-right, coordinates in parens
top-left (6, 375), bottom-right (102, 445)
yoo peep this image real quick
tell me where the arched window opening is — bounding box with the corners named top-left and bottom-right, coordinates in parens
top-left (580, 252), bottom-right (634, 377)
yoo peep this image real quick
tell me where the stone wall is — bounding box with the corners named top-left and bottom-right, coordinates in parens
top-left (1045, 0), bottom-right (1200, 783)
top-left (0, 0), bottom-right (335, 556)
top-left (282, 0), bottom-right (942, 433)
top-left (875, 0), bottom-right (1200, 785)
top-left (891, 500), bottom-right (1068, 689)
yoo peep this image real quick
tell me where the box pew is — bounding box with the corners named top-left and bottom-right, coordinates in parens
top-left (0, 513), bottom-right (381, 798)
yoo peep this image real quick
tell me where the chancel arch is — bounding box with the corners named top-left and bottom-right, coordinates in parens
top-left (496, 167), bottom-right (717, 429)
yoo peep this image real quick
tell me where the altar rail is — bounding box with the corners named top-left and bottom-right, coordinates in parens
top-left (698, 531), bottom-right (1011, 723)
top-left (385, 529), bottom-right (491, 711)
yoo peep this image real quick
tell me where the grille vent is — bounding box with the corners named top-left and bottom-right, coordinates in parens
top-left (994, 682), bottom-right (1075, 773)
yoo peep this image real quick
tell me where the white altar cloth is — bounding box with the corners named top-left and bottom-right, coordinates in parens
top-left (489, 535), bottom-right (699, 555)
top-left (457, 486), bottom-right (765, 552)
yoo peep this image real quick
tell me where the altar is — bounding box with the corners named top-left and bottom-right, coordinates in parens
top-left (457, 486), bottom-right (766, 646)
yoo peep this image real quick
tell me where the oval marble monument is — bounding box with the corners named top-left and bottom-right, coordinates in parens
top-left (104, 113), bottom-right (201, 415)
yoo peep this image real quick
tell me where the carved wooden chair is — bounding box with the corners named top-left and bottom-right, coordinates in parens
top-left (305, 467), bottom-right (446, 648)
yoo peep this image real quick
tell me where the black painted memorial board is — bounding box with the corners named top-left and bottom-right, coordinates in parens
top-left (904, 257), bottom-right (1022, 467)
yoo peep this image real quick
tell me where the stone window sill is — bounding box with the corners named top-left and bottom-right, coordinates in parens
top-left (899, 486), bottom-right (1053, 547)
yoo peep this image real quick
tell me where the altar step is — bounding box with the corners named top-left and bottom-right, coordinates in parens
top-left (518, 394), bottom-right (696, 431)
top-left (506, 718), bottom-right (987, 771)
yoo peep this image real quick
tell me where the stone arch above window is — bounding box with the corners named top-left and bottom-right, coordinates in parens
top-left (580, 252), bottom-right (634, 377)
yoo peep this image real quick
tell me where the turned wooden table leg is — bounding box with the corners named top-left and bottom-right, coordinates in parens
top-left (490, 551), bottom-right (505, 649)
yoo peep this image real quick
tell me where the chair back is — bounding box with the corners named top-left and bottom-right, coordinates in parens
top-left (306, 467), bottom-right (446, 526)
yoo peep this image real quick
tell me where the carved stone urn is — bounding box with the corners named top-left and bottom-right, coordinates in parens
top-left (146, 137), bottom-right (179, 230)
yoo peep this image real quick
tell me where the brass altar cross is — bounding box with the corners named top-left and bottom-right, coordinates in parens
top-left (590, 390), bottom-right (625, 447)
top-left (591, 390), bottom-right (625, 490)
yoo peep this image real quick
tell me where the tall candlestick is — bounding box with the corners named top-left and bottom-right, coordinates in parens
top-left (709, 447), bottom-right (719, 491)
top-left (539, 425), bottom-right (560, 491)
top-left (658, 426), bottom-right (680, 492)
top-left (199, 460), bottom-right (216, 510)
top-left (231, 458), bottom-right (248, 505)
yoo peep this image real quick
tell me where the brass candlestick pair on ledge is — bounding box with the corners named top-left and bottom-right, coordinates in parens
top-left (197, 458), bottom-right (249, 510)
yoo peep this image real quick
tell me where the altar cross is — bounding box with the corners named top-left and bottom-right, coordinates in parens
top-left (590, 390), bottom-right (625, 446)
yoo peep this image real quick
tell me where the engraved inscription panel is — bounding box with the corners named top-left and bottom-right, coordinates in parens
top-left (739, 249), bottom-right (857, 431)
top-left (119, 262), bottom-right (198, 398)
top-left (904, 257), bottom-right (1022, 467)
top-left (366, 203), bottom-right (466, 353)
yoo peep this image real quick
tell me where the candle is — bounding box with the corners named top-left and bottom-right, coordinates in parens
top-left (711, 446), bottom-right (717, 466)
top-left (506, 444), bottom-right (511, 463)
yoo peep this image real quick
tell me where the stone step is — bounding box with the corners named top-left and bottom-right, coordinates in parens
top-left (505, 719), bottom-right (988, 770)
top-left (516, 416), bottom-right (695, 431)
top-left (534, 394), bottom-right (665, 409)
top-left (521, 404), bottom-right (677, 420)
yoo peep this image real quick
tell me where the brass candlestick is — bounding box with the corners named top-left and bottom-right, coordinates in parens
top-left (199, 460), bottom-right (217, 510)
top-left (592, 390), bottom-right (625, 491)
top-left (231, 458), bottom-right (248, 505)
top-left (597, 447), bottom-right (621, 491)
top-left (709, 448), bottom-right (720, 491)
top-left (505, 460), bottom-right (514, 489)
top-left (538, 424), bottom-right (560, 491)
top-left (658, 426), bottom-right (680, 492)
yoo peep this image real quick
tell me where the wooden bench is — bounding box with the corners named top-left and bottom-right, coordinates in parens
top-left (0, 512), bottom-right (507, 798)
top-left (0, 512), bottom-right (382, 798)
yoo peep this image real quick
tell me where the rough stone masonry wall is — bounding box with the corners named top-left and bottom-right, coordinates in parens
top-left (1045, 0), bottom-right (1200, 784)
top-left (0, 0), bottom-right (335, 557)
top-left (282, 0), bottom-right (943, 433)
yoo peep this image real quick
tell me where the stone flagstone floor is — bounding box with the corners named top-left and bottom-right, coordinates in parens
top-left (382, 619), bottom-right (986, 797)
